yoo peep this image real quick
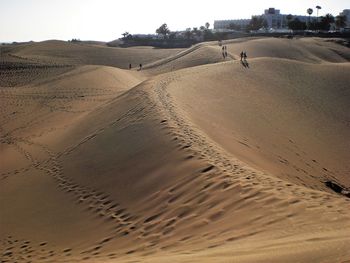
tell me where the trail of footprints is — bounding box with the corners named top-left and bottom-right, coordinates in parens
top-left (0, 236), bottom-right (76, 263)
top-left (0, 94), bottom-right (146, 259)
top-left (1, 136), bottom-right (145, 260)
top-left (152, 73), bottom-right (350, 212)
top-left (2, 69), bottom-right (350, 261)
top-left (1, 85), bottom-right (269, 260)
top-left (1, 99), bottom-right (171, 259)
top-left (19, 139), bottom-right (140, 234)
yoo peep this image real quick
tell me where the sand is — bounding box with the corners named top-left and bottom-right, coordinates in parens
top-left (1, 37), bottom-right (350, 263)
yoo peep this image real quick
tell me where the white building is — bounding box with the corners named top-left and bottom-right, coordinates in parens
top-left (262, 8), bottom-right (285, 28)
top-left (262, 8), bottom-right (314, 29)
top-left (339, 9), bottom-right (350, 27)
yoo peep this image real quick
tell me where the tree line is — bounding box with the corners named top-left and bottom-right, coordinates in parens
top-left (119, 22), bottom-right (240, 48)
top-left (118, 10), bottom-right (348, 48)
top-left (287, 14), bottom-right (345, 31)
top-left (227, 13), bottom-right (346, 31)
top-left (155, 22), bottom-right (213, 40)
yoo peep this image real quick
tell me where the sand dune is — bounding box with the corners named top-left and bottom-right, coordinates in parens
top-left (144, 43), bottom-right (231, 74)
top-left (1, 40), bottom-right (183, 68)
top-left (1, 37), bottom-right (350, 263)
top-left (143, 37), bottom-right (350, 75)
top-left (164, 58), bottom-right (350, 190)
top-left (224, 37), bottom-right (350, 62)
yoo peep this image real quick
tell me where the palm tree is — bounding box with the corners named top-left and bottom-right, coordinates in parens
top-left (316, 6), bottom-right (322, 22)
top-left (122, 32), bottom-right (130, 39)
top-left (307, 8), bottom-right (313, 28)
top-left (307, 8), bottom-right (313, 16)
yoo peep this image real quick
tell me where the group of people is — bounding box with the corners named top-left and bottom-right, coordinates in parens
top-left (128, 49), bottom-right (247, 70)
top-left (221, 45), bottom-right (248, 62)
top-left (240, 51), bottom-right (247, 61)
top-left (222, 46), bottom-right (228, 59)
top-left (129, 63), bottom-right (142, 70)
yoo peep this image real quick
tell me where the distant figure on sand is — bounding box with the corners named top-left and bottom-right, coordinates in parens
top-left (129, 63), bottom-right (132, 69)
top-left (222, 46), bottom-right (228, 59)
top-left (139, 64), bottom-right (142, 70)
top-left (241, 51), bottom-right (249, 68)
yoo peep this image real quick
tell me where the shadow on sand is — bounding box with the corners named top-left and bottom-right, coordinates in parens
top-left (241, 60), bottom-right (249, 68)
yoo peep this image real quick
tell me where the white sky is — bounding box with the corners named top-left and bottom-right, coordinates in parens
top-left (0, 0), bottom-right (349, 42)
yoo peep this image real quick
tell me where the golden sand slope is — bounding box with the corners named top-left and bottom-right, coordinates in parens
top-left (1, 37), bottom-right (350, 263)
top-left (166, 58), bottom-right (350, 190)
top-left (1, 40), bottom-right (183, 69)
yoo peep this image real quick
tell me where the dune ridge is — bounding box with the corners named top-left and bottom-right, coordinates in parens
top-left (1, 37), bottom-right (350, 262)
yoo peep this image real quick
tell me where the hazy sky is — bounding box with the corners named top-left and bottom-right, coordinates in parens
top-left (0, 0), bottom-right (348, 42)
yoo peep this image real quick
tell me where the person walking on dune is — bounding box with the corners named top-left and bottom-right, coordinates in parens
top-left (139, 64), bottom-right (142, 70)
top-left (129, 63), bottom-right (132, 69)
top-left (243, 51), bottom-right (247, 61)
top-left (240, 51), bottom-right (244, 61)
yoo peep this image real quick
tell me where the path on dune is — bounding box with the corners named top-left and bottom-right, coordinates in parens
top-left (133, 70), bottom-right (350, 262)
top-left (150, 72), bottom-right (349, 212)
